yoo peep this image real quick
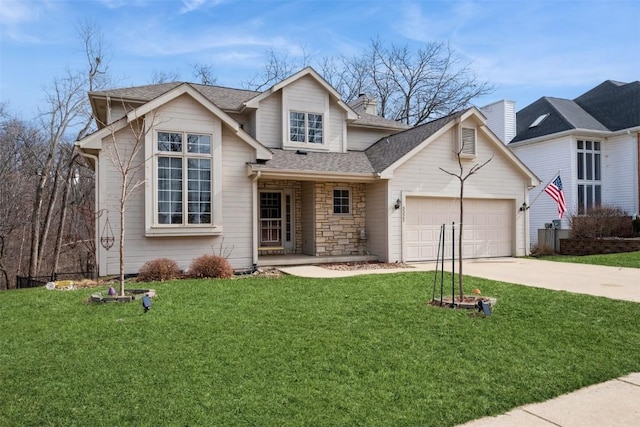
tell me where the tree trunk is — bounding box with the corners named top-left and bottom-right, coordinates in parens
top-left (38, 156), bottom-right (63, 272)
top-left (51, 153), bottom-right (78, 277)
top-left (458, 182), bottom-right (464, 301)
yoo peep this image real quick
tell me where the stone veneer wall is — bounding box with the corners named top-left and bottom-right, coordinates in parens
top-left (314, 182), bottom-right (366, 256)
top-left (258, 180), bottom-right (302, 255)
top-left (559, 238), bottom-right (640, 255)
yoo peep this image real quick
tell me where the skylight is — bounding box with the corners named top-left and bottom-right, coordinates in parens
top-left (529, 113), bottom-right (549, 128)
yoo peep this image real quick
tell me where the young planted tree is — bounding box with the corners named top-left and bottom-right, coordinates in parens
top-left (440, 141), bottom-right (493, 302)
top-left (104, 114), bottom-right (148, 296)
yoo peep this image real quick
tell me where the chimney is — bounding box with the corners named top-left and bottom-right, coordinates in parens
top-left (480, 100), bottom-right (516, 144)
top-left (351, 93), bottom-right (378, 116)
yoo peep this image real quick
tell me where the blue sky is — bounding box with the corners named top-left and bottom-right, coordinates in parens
top-left (1, 0), bottom-right (639, 121)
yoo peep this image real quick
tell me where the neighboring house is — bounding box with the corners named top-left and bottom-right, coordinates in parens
top-left (506, 80), bottom-right (640, 246)
top-left (76, 67), bottom-right (539, 275)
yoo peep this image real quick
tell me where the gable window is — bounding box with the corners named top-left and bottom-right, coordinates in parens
top-left (459, 127), bottom-right (476, 157)
top-left (576, 139), bottom-right (601, 214)
top-left (157, 131), bottom-right (212, 225)
top-left (333, 188), bottom-right (351, 214)
top-left (289, 111), bottom-right (323, 144)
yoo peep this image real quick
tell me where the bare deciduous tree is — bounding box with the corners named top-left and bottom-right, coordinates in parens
top-left (150, 69), bottom-right (182, 84)
top-left (191, 63), bottom-right (217, 86)
top-left (440, 144), bottom-right (493, 301)
top-left (243, 39), bottom-right (493, 126)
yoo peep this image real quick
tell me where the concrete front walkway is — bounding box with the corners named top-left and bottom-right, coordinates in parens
top-left (278, 257), bottom-right (640, 427)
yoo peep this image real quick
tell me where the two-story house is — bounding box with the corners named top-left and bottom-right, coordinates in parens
top-left (508, 80), bottom-right (640, 245)
top-left (76, 67), bottom-right (538, 275)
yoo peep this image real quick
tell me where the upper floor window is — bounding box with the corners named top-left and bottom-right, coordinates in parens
top-left (576, 139), bottom-right (601, 214)
top-left (157, 131), bottom-right (212, 225)
top-left (289, 111), bottom-right (323, 144)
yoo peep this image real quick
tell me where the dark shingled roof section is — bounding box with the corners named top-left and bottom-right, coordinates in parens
top-left (574, 80), bottom-right (640, 131)
top-left (251, 149), bottom-right (376, 175)
top-left (511, 80), bottom-right (640, 143)
top-left (90, 82), bottom-right (260, 111)
top-left (365, 110), bottom-right (467, 172)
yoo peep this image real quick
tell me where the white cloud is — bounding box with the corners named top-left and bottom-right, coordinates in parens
top-left (180, 0), bottom-right (225, 14)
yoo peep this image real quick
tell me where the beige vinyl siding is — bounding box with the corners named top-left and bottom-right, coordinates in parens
top-left (256, 91), bottom-right (282, 148)
top-left (282, 76), bottom-right (333, 151)
top-left (348, 127), bottom-right (397, 151)
top-left (219, 127), bottom-right (255, 268)
top-left (97, 95), bottom-right (256, 275)
top-left (365, 181), bottom-right (389, 261)
top-left (329, 103), bottom-right (345, 152)
top-left (388, 120), bottom-right (530, 262)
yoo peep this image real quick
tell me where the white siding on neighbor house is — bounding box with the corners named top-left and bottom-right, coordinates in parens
top-left (256, 91), bottom-right (282, 148)
top-left (511, 136), bottom-right (573, 246)
top-left (365, 181), bottom-right (389, 260)
top-left (347, 127), bottom-right (396, 151)
top-left (97, 96), bottom-right (257, 275)
top-left (603, 133), bottom-right (638, 216)
top-left (388, 120), bottom-right (531, 262)
top-left (481, 100), bottom-right (516, 144)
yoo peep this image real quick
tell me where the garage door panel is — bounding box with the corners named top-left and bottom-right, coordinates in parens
top-left (405, 197), bottom-right (513, 262)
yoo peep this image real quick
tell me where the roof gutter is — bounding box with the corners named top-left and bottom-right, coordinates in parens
top-left (246, 166), bottom-right (382, 182)
top-left (510, 126), bottom-right (640, 147)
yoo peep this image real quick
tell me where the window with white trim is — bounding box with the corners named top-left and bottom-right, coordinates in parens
top-left (156, 131), bottom-right (212, 225)
top-left (333, 188), bottom-right (350, 214)
top-left (576, 139), bottom-right (601, 214)
top-left (289, 111), bottom-right (323, 144)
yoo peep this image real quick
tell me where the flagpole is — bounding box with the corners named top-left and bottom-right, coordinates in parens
top-left (527, 170), bottom-right (561, 210)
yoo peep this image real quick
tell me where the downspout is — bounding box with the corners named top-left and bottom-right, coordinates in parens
top-left (252, 171), bottom-right (262, 268)
top-left (76, 147), bottom-right (100, 279)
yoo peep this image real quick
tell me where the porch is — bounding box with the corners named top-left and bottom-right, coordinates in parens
top-left (258, 253), bottom-right (378, 267)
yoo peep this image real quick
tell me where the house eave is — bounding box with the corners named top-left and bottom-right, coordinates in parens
top-left (510, 126), bottom-right (640, 148)
top-left (247, 165), bottom-right (382, 182)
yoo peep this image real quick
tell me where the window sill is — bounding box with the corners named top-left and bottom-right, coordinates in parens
top-left (145, 226), bottom-right (223, 237)
top-left (283, 142), bottom-right (329, 151)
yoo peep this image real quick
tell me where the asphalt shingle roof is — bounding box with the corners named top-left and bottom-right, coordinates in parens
top-left (90, 83), bottom-right (260, 111)
top-left (511, 80), bottom-right (640, 143)
top-left (365, 110), bottom-right (466, 171)
top-left (251, 149), bottom-right (376, 175)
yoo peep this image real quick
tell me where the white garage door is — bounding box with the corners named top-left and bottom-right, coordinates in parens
top-left (405, 197), bottom-right (513, 261)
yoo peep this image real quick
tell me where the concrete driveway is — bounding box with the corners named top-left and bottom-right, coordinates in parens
top-left (458, 257), bottom-right (640, 303)
top-left (280, 257), bottom-right (640, 303)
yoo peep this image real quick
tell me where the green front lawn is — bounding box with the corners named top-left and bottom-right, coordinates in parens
top-left (1, 273), bottom-right (639, 426)
top-left (538, 250), bottom-right (640, 268)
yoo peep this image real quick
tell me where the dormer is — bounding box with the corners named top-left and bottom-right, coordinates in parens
top-left (243, 67), bottom-right (358, 153)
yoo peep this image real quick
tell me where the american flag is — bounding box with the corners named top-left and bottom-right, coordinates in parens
top-left (544, 175), bottom-right (567, 219)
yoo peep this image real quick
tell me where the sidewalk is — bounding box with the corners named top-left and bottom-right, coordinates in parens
top-left (278, 258), bottom-right (640, 427)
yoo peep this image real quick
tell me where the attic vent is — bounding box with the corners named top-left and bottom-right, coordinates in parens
top-left (460, 127), bottom-right (476, 156)
top-left (529, 113), bottom-right (549, 128)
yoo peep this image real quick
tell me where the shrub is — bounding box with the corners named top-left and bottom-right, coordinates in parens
top-left (530, 243), bottom-right (555, 257)
top-left (569, 205), bottom-right (632, 238)
top-left (189, 255), bottom-right (234, 279)
top-left (138, 258), bottom-right (182, 282)
top-left (633, 216), bottom-right (640, 235)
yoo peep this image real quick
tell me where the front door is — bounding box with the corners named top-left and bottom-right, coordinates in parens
top-left (260, 191), bottom-right (294, 250)
top-left (260, 192), bottom-right (281, 247)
